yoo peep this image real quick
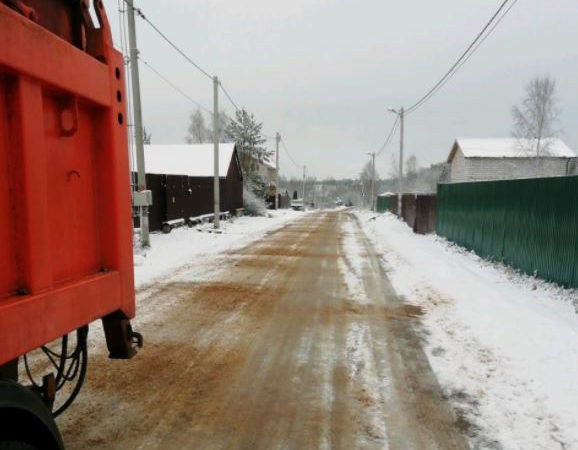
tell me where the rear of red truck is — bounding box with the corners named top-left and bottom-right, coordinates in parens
top-left (0, 1), bottom-right (140, 447)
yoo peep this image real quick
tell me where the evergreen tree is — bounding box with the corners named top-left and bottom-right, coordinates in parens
top-left (225, 108), bottom-right (271, 194)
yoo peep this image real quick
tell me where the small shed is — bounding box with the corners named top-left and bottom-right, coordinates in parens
top-left (447, 138), bottom-right (576, 182)
top-left (141, 144), bottom-right (243, 232)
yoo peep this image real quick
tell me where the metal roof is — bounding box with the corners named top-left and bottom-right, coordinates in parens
top-left (144, 144), bottom-right (236, 177)
top-left (448, 138), bottom-right (576, 162)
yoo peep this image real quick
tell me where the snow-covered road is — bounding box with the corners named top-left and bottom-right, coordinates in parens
top-left (59, 210), bottom-right (468, 449)
top-left (133, 209), bottom-right (305, 289)
top-left (357, 211), bottom-right (578, 450)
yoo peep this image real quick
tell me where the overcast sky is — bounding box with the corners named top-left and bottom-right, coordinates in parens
top-left (102, 0), bottom-right (578, 179)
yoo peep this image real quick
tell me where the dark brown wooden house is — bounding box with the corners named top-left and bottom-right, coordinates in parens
top-left (141, 144), bottom-right (243, 232)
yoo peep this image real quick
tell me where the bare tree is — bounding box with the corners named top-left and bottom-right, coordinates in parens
top-left (185, 108), bottom-right (209, 144)
top-left (512, 76), bottom-right (560, 164)
top-left (404, 154), bottom-right (419, 192)
top-left (388, 154), bottom-right (399, 180)
top-left (143, 127), bottom-right (152, 145)
top-left (359, 160), bottom-right (378, 207)
top-left (207, 110), bottom-right (231, 143)
top-left (405, 154), bottom-right (418, 177)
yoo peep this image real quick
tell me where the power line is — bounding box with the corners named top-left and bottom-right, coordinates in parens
top-left (376, 116), bottom-right (399, 157)
top-left (280, 139), bottom-right (302, 169)
top-left (406, 0), bottom-right (515, 114)
top-left (450, 0), bottom-right (520, 82)
top-left (219, 82), bottom-right (241, 111)
top-left (123, 0), bottom-right (213, 81)
top-left (123, 2), bottom-right (244, 123)
top-left (122, 1), bottom-right (305, 170)
top-left (140, 58), bottom-right (213, 114)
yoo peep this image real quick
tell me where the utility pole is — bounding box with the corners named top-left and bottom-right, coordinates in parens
top-left (302, 166), bottom-right (306, 203)
top-left (275, 133), bottom-right (280, 210)
top-left (398, 107), bottom-right (404, 217)
top-left (368, 152), bottom-right (375, 211)
top-left (213, 76), bottom-right (220, 229)
top-left (126, 0), bottom-right (150, 248)
top-left (388, 106), bottom-right (405, 217)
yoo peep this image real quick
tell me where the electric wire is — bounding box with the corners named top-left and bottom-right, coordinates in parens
top-left (450, 0), bottom-right (520, 82)
top-left (375, 116), bottom-right (399, 157)
top-left (406, 0), bottom-right (514, 114)
top-left (121, 1), bottom-right (308, 171)
top-left (121, 3), bottom-right (244, 128)
top-left (123, 0), bottom-right (213, 81)
top-left (219, 82), bottom-right (241, 111)
top-left (280, 139), bottom-right (302, 170)
top-left (140, 57), bottom-right (213, 115)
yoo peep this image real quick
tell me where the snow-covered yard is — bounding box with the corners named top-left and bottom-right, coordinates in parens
top-left (133, 210), bottom-right (304, 289)
top-left (356, 210), bottom-right (578, 450)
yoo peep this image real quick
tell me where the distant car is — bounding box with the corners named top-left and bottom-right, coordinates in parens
top-left (291, 199), bottom-right (305, 211)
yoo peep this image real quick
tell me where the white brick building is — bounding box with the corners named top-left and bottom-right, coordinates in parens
top-left (447, 138), bottom-right (576, 183)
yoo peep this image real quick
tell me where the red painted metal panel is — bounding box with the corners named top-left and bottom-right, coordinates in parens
top-left (0, 6), bottom-right (111, 107)
top-left (0, 272), bottom-right (122, 364)
top-left (0, 77), bottom-right (19, 299)
top-left (0, 1), bottom-right (135, 364)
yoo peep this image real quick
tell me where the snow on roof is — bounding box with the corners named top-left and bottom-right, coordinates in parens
top-left (263, 158), bottom-right (276, 170)
top-left (450, 138), bottom-right (575, 161)
top-left (144, 144), bottom-right (236, 177)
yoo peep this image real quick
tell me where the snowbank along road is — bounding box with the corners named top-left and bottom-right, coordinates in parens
top-left (58, 210), bottom-right (468, 449)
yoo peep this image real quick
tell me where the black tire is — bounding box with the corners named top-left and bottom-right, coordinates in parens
top-left (0, 441), bottom-right (38, 450)
top-left (0, 381), bottom-right (63, 450)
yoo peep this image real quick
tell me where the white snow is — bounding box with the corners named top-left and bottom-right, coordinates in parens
top-left (133, 210), bottom-right (304, 289)
top-left (338, 219), bottom-right (368, 304)
top-left (337, 217), bottom-right (389, 446)
top-left (453, 137), bottom-right (575, 159)
top-left (356, 210), bottom-right (578, 450)
top-left (143, 143), bottom-right (236, 177)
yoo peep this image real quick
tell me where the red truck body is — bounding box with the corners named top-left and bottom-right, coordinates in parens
top-left (0, 0), bottom-right (135, 365)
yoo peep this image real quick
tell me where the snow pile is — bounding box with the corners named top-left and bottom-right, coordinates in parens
top-left (356, 211), bottom-right (578, 450)
top-left (338, 219), bottom-right (369, 304)
top-left (243, 187), bottom-right (268, 216)
top-left (133, 210), bottom-right (302, 289)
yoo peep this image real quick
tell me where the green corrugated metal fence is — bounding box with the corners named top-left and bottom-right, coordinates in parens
top-left (437, 176), bottom-right (578, 288)
top-left (376, 195), bottom-right (391, 213)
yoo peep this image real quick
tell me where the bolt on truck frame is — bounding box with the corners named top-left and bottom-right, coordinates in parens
top-left (0, 1), bottom-right (141, 448)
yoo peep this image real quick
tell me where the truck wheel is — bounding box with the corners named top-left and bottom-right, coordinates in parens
top-left (0, 381), bottom-right (63, 450)
top-left (0, 442), bottom-right (38, 450)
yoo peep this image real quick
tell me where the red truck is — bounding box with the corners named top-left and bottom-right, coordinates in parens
top-left (0, 1), bottom-right (140, 447)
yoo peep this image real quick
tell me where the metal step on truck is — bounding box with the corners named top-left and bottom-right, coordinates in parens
top-left (0, 1), bottom-right (141, 448)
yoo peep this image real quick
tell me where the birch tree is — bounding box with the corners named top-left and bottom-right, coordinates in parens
top-left (512, 76), bottom-right (560, 164)
top-left (185, 108), bottom-right (209, 144)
